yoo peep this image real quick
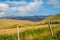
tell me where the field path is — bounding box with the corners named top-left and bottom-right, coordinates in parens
top-left (0, 25), bottom-right (48, 35)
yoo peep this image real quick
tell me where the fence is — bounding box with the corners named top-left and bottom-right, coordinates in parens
top-left (0, 23), bottom-right (57, 40)
top-left (16, 23), bottom-right (54, 40)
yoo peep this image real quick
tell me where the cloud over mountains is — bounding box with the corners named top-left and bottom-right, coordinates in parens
top-left (0, 0), bottom-right (60, 17)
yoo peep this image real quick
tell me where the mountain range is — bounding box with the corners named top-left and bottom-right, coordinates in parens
top-left (0, 15), bottom-right (48, 21)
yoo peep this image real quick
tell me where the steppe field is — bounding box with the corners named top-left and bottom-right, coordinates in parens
top-left (0, 14), bottom-right (60, 40)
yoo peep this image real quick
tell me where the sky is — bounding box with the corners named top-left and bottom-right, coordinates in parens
top-left (0, 0), bottom-right (60, 17)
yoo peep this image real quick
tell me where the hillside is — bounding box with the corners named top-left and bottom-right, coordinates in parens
top-left (41, 14), bottom-right (60, 24)
top-left (0, 19), bottom-right (39, 29)
top-left (0, 14), bottom-right (60, 40)
top-left (0, 14), bottom-right (60, 29)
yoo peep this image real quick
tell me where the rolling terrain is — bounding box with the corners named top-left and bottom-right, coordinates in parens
top-left (0, 14), bottom-right (60, 40)
top-left (0, 19), bottom-right (38, 29)
top-left (41, 14), bottom-right (60, 24)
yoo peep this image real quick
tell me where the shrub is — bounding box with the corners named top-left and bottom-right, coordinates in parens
top-left (55, 30), bottom-right (60, 40)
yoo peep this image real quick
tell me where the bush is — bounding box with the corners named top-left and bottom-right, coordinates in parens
top-left (50, 21), bottom-right (60, 24)
top-left (45, 21), bottom-right (60, 24)
top-left (11, 24), bottom-right (21, 28)
top-left (55, 30), bottom-right (60, 40)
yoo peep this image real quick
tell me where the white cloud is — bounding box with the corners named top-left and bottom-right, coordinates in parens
top-left (0, 0), bottom-right (43, 16)
top-left (0, 3), bottom-right (9, 11)
top-left (15, 0), bottom-right (43, 16)
top-left (0, 12), bottom-right (5, 17)
top-left (47, 0), bottom-right (60, 8)
top-left (0, 3), bottom-right (9, 17)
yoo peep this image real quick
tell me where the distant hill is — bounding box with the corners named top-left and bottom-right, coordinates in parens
top-left (0, 15), bottom-right (48, 21)
top-left (41, 14), bottom-right (60, 24)
top-left (0, 19), bottom-right (37, 29)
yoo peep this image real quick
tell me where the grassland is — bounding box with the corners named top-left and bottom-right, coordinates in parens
top-left (0, 23), bottom-right (60, 40)
top-left (41, 14), bottom-right (60, 24)
top-left (0, 14), bottom-right (60, 40)
top-left (0, 19), bottom-right (40, 29)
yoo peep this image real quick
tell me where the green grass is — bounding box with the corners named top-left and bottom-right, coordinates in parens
top-left (0, 28), bottom-right (54, 40)
top-left (41, 14), bottom-right (60, 24)
top-left (20, 28), bottom-right (50, 40)
top-left (0, 34), bottom-right (17, 40)
top-left (0, 24), bottom-right (60, 40)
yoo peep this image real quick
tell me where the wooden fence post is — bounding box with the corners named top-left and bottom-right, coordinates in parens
top-left (17, 26), bottom-right (20, 40)
top-left (48, 22), bottom-right (54, 37)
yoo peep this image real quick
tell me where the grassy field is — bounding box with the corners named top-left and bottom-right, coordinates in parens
top-left (0, 14), bottom-right (60, 40)
top-left (0, 19), bottom-right (40, 29)
top-left (0, 28), bottom-right (53, 40)
top-left (0, 24), bottom-right (60, 40)
top-left (41, 14), bottom-right (60, 24)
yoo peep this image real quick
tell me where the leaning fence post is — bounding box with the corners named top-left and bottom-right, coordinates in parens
top-left (17, 26), bottom-right (20, 40)
top-left (48, 22), bottom-right (54, 37)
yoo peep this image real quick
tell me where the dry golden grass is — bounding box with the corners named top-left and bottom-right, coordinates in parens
top-left (0, 24), bottom-right (59, 35)
top-left (0, 19), bottom-right (60, 37)
top-left (0, 19), bottom-right (34, 25)
top-left (0, 19), bottom-right (37, 29)
top-left (0, 25), bottom-right (48, 35)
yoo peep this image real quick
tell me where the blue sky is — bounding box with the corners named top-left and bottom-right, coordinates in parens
top-left (0, 0), bottom-right (60, 17)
